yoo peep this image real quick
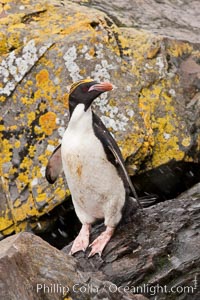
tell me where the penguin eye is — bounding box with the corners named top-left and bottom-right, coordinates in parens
top-left (82, 86), bottom-right (89, 93)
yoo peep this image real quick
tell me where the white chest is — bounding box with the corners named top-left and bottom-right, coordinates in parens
top-left (61, 105), bottom-right (105, 178)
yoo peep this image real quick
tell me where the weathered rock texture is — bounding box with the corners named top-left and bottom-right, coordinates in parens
top-left (0, 0), bottom-right (200, 235)
top-left (63, 184), bottom-right (200, 300)
top-left (0, 232), bottom-right (147, 300)
top-left (77, 0), bottom-right (200, 43)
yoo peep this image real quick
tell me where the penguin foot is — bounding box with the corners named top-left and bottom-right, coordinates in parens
top-left (88, 226), bottom-right (114, 257)
top-left (69, 223), bottom-right (91, 255)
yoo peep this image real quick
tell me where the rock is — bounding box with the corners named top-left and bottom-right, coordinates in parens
top-left (177, 182), bottom-right (200, 200)
top-left (62, 187), bottom-right (200, 300)
top-left (1, 189), bottom-right (199, 300)
top-left (76, 0), bottom-right (200, 43)
top-left (0, 0), bottom-right (200, 235)
top-left (0, 232), bottom-right (148, 300)
top-left (132, 160), bottom-right (200, 201)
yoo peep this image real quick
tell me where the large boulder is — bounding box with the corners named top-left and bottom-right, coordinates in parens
top-left (0, 0), bottom-right (200, 235)
top-left (0, 232), bottom-right (147, 300)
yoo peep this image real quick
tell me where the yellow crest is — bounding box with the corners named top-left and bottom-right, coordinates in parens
top-left (69, 79), bottom-right (94, 94)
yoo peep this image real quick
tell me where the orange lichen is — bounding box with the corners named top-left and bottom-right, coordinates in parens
top-left (58, 93), bottom-right (69, 109)
top-left (39, 111), bottom-right (57, 135)
top-left (36, 69), bottom-right (49, 87)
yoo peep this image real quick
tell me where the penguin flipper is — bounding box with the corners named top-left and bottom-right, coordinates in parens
top-left (45, 144), bottom-right (63, 184)
top-left (106, 144), bottom-right (140, 203)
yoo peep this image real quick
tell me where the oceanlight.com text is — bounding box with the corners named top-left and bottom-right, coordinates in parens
top-left (106, 278), bottom-right (198, 296)
top-left (36, 276), bottom-right (198, 297)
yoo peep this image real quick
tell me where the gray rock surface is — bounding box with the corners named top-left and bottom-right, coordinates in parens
top-left (79, 0), bottom-right (200, 43)
top-left (63, 186), bottom-right (200, 300)
top-left (0, 232), bottom-right (147, 300)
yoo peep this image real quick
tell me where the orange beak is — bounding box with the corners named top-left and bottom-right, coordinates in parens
top-left (88, 82), bottom-right (113, 92)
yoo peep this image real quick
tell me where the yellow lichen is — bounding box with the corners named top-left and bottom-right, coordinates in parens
top-left (36, 193), bottom-right (47, 203)
top-left (59, 93), bottom-right (69, 109)
top-left (34, 125), bottom-right (43, 135)
top-left (167, 41), bottom-right (193, 57)
top-left (17, 173), bottom-right (29, 186)
top-left (38, 101), bottom-right (47, 112)
top-left (7, 31), bottom-right (23, 50)
top-left (29, 145), bottom-right (36, 158)
top-left (138, 80), bottom-right (186, 168)
top-left (55, 187), bottom-right (67, 199)
top-left (0, 139), bottom-right (13, 173)
top-left (181, 136), bottom-right (191, 147)
top-left (9, 125), bottom-right (17, 130)
top-left (26, 80), bottom-right (33, 86)
top-left (14, 140), bottom-right (21, 148)
top-left (0, 33), bottom-right (8, 54)
top-left (13, 199), bottom-right (22, 208)
top-left (27, 111), bottom-right (36, 126)
top-left (0, 96), bottom-right (6, 102)
top-left (38, 152), bottom-right (48, 165)
top-left (21, 96), bottom-right (32, 105)
top-left (0, 216), bottom-right (13, 232)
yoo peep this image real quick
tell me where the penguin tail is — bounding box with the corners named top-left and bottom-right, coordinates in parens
top-left (130, 195), bottom-right (157, 208)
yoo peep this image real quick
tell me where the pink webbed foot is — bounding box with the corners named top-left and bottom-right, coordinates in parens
top-left (69, 224), bottom-right (91, 255)
top-left (88, 226), bottom-right (114, 257)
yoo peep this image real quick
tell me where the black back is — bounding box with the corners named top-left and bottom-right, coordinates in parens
top-left (92, 112), bottom-right (141, 221)
top-left (92, 112), bottom-right (130, 194)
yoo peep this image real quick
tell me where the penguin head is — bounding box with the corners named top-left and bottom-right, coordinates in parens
top-left (69, 79), bottom-right (113, 116)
